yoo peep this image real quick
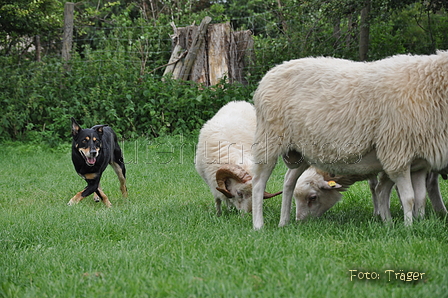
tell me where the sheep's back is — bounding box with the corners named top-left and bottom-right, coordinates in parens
top-left (195, 101), bottom-right (256, 183)
top-left (253, 52), bottom-right (448, 172)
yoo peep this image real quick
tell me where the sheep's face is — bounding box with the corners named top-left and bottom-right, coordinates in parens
top-left (223, 179), bottom-right (253, 212)
top-left (215, 165), bottom-right (282, 213)
top-left (294, 168), bottom-right (343, 220)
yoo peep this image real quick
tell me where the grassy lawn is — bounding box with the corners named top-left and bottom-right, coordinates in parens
top-left (1, 135), bottom-right (448, 297)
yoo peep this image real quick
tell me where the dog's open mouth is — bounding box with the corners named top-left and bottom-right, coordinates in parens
top-left (85, 157), bottom-right (96, 165)
top-left (81, 151), bottom-right (97, 166)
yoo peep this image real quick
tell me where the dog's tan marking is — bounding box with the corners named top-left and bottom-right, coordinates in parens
top-left (84, 173), bottom-right (98, 180)
top-left (79, 148), bottom-right (89, 155)
top-left (67, 191), bottom-right (84, 205)
top-left (97, 189), bottom-right (112, 207)
top-left (85, 136), bottom-right (90, 140)
top-left (111, 162), bottom-right (128, 197)
top-left (93, 137), bottom-right (97, 141)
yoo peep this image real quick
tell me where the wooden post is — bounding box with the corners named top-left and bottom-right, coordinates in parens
top-left (163, 44), bottom-right (185, 76)
top-left (229, 30), bottom-right (253, 85)
top-left (179, 16), bottom-right (211, 81)
top-left (62, 2), bottom-right (74, 63)
top-left (359, 0), bottom-right (371, 61)
top-left (208, 23), bottom-right (230, 85)
top-left (34, 35), bottom-right (41, 62)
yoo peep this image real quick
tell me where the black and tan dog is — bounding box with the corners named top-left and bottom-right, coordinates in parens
top-left (68, 117), bottom-right (127, 207)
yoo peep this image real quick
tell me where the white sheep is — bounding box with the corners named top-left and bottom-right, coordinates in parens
top-left (293, 167), bottom-right (447, 221)
top-left (251, 51), bottom-right (448, 229)
top-left (195, 101), bottom-right (281, 215)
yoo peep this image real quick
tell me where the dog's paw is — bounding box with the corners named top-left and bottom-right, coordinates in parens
top-left (93, 196), bottom-right (101, 202)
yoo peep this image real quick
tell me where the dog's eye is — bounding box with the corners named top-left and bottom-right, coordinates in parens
top-left (82, 139), bottom-right (87, 143)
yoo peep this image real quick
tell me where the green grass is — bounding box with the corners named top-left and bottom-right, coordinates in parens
top-left (1, 136), bottom-right (448, 297)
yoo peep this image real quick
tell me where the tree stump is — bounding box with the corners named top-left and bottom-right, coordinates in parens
top-left (164, 16), bottom-right (253, 86)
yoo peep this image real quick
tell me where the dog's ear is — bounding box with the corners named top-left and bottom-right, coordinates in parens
top-left (71, 117), bottom-right (81, 138)
top-left (94, 125), bottom-right (106, 136)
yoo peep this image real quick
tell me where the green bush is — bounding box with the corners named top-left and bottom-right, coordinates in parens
top-left (3, 2), bottom-right (447, 146)
top-left (0, 53), bottom-right (255, 146)
top-left (0, 6), bottom-right (256, 146)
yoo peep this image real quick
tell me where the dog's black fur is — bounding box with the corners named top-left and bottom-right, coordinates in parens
top-left (69, 117), bottom-right (127, 207)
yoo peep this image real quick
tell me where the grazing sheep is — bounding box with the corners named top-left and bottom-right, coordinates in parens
top-left (293, 167), bottom-right (447, 221)
top-left (195, 101), bottom-right (281, 215)
top-left (251, 51), bottom-right (448, 229)
top-left (292, 167), bottom-right (374, 220)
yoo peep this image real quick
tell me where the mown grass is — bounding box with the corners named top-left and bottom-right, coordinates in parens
top-left (1, 136), bottom-right (448, 297)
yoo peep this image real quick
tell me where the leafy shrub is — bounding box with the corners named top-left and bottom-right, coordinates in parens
top-left (0, 53), bottom-right (254, 146)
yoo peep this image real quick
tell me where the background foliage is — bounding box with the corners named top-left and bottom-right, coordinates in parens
top-left (1, 0), bottom-right (448, 145)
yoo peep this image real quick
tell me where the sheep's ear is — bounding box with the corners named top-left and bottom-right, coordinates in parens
top-left (318, 179), bottom-right (342, 190)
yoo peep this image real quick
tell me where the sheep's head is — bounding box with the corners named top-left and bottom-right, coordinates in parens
top-left (216, 165), bottom-right (282, 212)
top-left (294, 167), bottom-right (343, 220)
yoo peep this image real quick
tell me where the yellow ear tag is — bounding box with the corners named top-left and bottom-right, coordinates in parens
top-left (328, 181), bottom-right (337, 187)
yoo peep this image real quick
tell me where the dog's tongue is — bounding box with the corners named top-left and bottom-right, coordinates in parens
top-left (87, 157), bottom-right (96, 165)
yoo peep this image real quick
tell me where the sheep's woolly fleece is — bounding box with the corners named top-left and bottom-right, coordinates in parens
top-left (195, 101), bottom-right (256, 173)
top-left (195, 101), bottom-right (256, 207)
top-left (253, 51), bottom-right (448, 174)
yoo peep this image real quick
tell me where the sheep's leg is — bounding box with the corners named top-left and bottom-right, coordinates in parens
top-left (367, 176), bottom-right (378, 215)
top-left (280, 166), bottom-right (307, 227)
top-left (389, 167), bottom-right (414, 225)
top-left (411, 169), bottom-right (428, 219)
top-left (279, 149), bottom-right (307, 226)
top-left (252, 162), bottom-right (277, 230)
top-left (426, 172), bottom-right (447, 215)
top-left (375, 172), bottom-right (395, 221)
top-left (280, 168), bottom-right (299, 227)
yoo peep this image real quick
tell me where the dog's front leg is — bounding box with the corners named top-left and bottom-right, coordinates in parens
top-left (68, 191), bottom-right (85, 206)
top-left (93, 183), bottom-right (102, 202)
top-left (68, 178), bottom-right (111, 207)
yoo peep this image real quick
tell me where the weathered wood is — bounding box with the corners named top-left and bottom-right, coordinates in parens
top-left (208, 23), bottom-right (230, 85)
top-left (177, 24), bottom-right (196, 50)
top-left (34, 35), bottom-right (41, 62)
top-left (172, 53), bottom-right (185, 79)
top-left (164, 17), bottom-right (253, 86)
top-left (179, 16), bottom-right (212, 81)
top-left (172, 25), bottom-right (197, 80)
top-left (229, 30), bottom-right (253, 84)
top-left (189, 30), bottom-right (208, 84)
top-left (163, 44), bottom-right (185, 76)
top-left (62, 2), bottom-right (74, 62)
top-left (359, 0), bottom-right (371, 61)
